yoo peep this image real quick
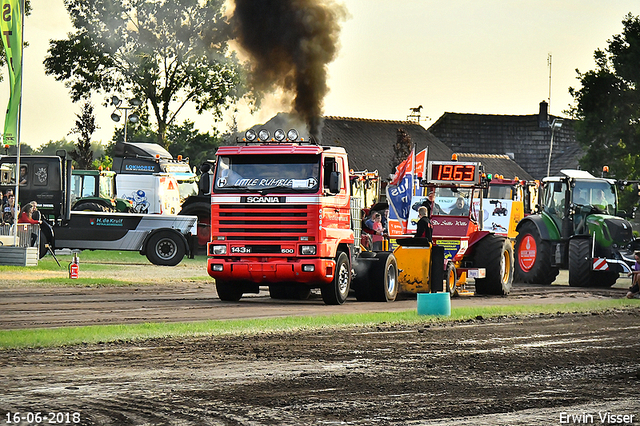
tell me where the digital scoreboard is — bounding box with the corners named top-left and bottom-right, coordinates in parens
top-left (427, 161), bottom-right (480, 184)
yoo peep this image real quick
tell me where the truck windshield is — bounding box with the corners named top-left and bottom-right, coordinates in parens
top-left (214, 154), bottom-right (320, 193)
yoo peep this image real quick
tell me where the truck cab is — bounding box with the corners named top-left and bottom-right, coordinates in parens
top-left (207, 129), bottom-right (355, 304)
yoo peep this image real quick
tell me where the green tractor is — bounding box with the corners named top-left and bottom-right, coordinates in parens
top-left (514, 169), bottom-right (638, 287)
top-left (71, 169), bottom-right (133, 212)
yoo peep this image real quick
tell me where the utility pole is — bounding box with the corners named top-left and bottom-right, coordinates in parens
top-left (547, 53), bottom-right (552, 115)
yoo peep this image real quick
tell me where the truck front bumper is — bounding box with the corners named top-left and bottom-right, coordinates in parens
top-left (207, 257), bottom-right (337, 285)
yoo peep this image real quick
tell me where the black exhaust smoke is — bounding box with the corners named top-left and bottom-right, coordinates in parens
top-left (231, 0), bottom-right (346, 141)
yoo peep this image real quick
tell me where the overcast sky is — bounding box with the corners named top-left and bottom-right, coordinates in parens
top-left (1, 0), bottom-right (638, 148)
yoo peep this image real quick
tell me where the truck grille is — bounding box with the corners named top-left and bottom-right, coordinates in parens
top-left (214, 204), bottom-right (312, 242)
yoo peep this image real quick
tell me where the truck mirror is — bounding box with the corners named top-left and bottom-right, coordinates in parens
top-left (329, 171), bottom-right (342, 193)
top-left (553, 182), bottom-right (562, 192)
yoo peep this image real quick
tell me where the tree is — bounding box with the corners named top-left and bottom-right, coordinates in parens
top-left (569, 13), bottom-right (640, 183)
top-left (166, 120), bottom-right (222, 168)
top-left (68, 101), bottom-right (97, 169)
top-left (44, 0), bottom-right (247, 149)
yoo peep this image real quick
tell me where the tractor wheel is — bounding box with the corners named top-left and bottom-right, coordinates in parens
top-left (473, 234), bottom-right (513, 295)
top-left (514, 221), bottom-right (559, 285)
top-left (369, 252), bottom-right (398, 302)
top-left (216, 279), bottom-right (243, 302)
top-left (568, 239), bottom-right (619, 288)
top-left (321, 251), bottom-right (351, 305)
top-left (445, 262), bottom-right (457, 296)
top-left (145, 230), bottom-right (186, 266)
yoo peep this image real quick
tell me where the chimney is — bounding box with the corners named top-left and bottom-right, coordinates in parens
top-left (538, 101), bottom-right (549, 128)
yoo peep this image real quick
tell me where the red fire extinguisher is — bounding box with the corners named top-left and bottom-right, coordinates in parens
top-left (69, 253), bottom-right (79, 279)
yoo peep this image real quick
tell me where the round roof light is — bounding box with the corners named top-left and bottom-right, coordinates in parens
top-left (287, 129), bottom-right (299, 141)
top-left (245, 129), bottom-right (257, 142)
top-left (274, 129), bottom-right (286, 142)
top-left (110, 112), bottom-right (121, 122)
top-left (258, 129), bottom-right (270, 141)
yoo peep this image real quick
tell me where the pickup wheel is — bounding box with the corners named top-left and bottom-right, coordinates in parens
top-left (145, 231), bottom-right (185, 266)
top-left (321, 251), bottom-right (351, 305)
top-left (216, 280), bottom-right (243, 302)
top-left (514, 221), bottom-right (558, 284)
top-left (568, 239), bottom-right (619, 287)
top-left (474, 234), bottom-right (513, 295)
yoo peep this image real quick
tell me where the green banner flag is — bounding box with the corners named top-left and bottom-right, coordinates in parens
top-left (0, 0), bottom-right (23, 146)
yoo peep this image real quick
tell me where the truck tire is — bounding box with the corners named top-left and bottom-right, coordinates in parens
top-left (445, 262), bottom-right (457, 296)
top-left (179, 201), bottom-right (210, 255)
top-left (369, 252), bottom-right (398, 302)
top-left (474, 234), bottom-right (513, 295)
top-left (514, 222), bottom-right (559, 284)
top-left (568, 239), bottom-right (619, 288)
top-left (145, 230), bottom-right (186, 266)
top-left (72, 201), bottom-right (111, 212)
top-left (216, 279), bottom-right (243, 302)
top-left (321, 251), bottom-right (351, 305)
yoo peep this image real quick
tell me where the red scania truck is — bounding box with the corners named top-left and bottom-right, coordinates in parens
top-left (206, 128), bottom-right (399, 305)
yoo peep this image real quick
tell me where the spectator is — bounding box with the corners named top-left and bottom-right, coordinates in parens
top-left (18, 202), bottom-right (40, 225)
top-left (420, 190), bottom-right (444, 216)
top-left (370, 212), bottom-right (384, 251)
top-left (2, 194), bottom-right (16, 224)
top-left (19, 165), bottom-right (28, 185)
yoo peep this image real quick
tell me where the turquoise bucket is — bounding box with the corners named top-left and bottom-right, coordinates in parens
top-left (417, 292), bottom-right (451, 316)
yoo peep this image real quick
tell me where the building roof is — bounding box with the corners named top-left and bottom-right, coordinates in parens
top-left (453, 153), bottom-right (534, 181)
top-left (240, 113), bottom-right (454, 178)
top-left (427, 102), bottom-right (583, 179)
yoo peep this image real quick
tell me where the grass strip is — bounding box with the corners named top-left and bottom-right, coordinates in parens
top-left (1, 298), bottom-right (638, 349)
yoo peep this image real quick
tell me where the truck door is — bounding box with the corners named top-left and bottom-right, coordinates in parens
top-left (321, 155), bottom-right (352, 245)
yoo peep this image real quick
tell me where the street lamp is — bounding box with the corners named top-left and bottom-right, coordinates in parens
top-left (110, 96), bottom-right (141, 143)
top-left (546, 118), bottom-right (563, 177)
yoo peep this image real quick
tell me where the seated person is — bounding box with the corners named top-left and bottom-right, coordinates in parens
top-left (448, 197), bottom-right (469, 216)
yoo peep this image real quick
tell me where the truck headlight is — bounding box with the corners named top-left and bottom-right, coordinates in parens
top-left (211, 264), bottom-right (224, 272)
top-left (300, 245), bottom-right (316, 255)
top-left (212, 245), bottom-right (227, 255)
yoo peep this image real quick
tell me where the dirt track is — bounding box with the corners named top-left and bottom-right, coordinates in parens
top-left (1, 309), bottom-right (640, 425)
top-left (2, 261), bottom-right (640, 425)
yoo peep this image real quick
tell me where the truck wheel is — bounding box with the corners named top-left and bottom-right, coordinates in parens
top-left (370, 252), bottom-right (398, 302)
top-left (445, 262), bottom-right (457, 296)
top-left (216, 280), bottom-right (243, 301)
top-left (73, 202), bottom-right (111, 212)
top-left (568, 239), bottom-right (619, 287)
top-left (474, 234), bottom-right (513, 295)
top-left (514, 222), bottom-right (559, 284)
top-left (145, 231), bottom-right (186, 266)
top-left (179, 202), bottom-right (210, 255)
top-left (321, 251), bottom-right (351, 305)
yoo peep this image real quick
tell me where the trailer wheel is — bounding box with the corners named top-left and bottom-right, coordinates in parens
top-left (568, 239), bottom-right (619, 287)
top-left (216, 279), bottom-right (243, 301)
top-left (514, 221), bottom-right (558, 284)
top-left (445, 262), bottom-right (457, 296)
top-left (370, 252), bottom-right (398, 302)
top-left (145, 231), bottom-right (185, 266)
top-left (321, 251), bottom-right (351, 305)
top-left (474, 234), bottom-right (513, 295)
top-left (352, 257), bottom-right (375, 301)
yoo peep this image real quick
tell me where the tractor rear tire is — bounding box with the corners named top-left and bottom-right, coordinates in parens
top-left (73, 202), bottom-right (111, 212)
top-left (369, 252), bottom-right (398, 302)
top-left (473, 234), bottom-right (513, 295)
top-left (514, 221), bottom-right (559, 285)
top-left (321, 251), bottom-right (351, 305)
top-left (568, 239), bottom-right (619, 288)
top-left (445, 262), bottom-right (457, 296)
